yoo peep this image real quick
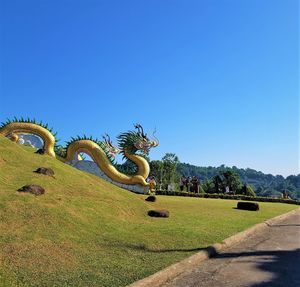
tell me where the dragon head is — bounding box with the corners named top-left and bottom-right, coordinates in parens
top-left (102, 133), bottom-right (120, 158)
top-left (117, 124), bottom-right (159, 156)
top-left (133, 124), bottom-right (159, 154)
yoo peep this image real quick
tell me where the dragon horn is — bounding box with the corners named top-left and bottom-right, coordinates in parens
top-left (106, 133), bottom-right (111, 144)
top-left (134, 123), bottom-right (141, 134)
top-left (135, 123), bottom-right (147, 138)
top-left (140, 125), bottom-right (147, 138)
top-left (151, 129), bottom-right (159, 147)
top-left (105, 133), bottom-right (115, 147)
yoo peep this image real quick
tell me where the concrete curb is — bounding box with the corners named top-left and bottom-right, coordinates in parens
top-left (127, 208), bottom-right (300, 287)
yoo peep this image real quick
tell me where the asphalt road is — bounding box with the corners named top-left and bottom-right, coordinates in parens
top-left (166, 209), bottom-right (300, 287)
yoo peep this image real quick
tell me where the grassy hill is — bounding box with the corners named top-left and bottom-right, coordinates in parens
top-left (0, 135), bottom-right (298, 287)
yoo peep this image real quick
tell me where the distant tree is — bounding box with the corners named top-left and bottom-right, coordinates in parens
top-left (211, 170), bottom-right (242, 194)
top-left (238, 184), bottom-right (256, 197)
top-left (286, 175), bottom-right (300, 188)
top-left (222, 170), bottom-right (242, 193)
top-left (245, 185), bottom-right (256, 197)
top-left (162, 153), bottom-right (179, 185)
top-left (198, 185), bottom-right (205, 194)
top-left (176, 162), bottom-right (300, 198)
top-left (54, 145), bottom-right (66, 158)
top-left (212, 175), bottom-right (222, 193)
top-left (202, 178), bottom-right (215, 194)
top-left (149, 160), bottom-right (163, 185)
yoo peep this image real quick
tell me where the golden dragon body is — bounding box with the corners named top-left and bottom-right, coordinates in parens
top-left (0, 120), bottom-right (158, 187)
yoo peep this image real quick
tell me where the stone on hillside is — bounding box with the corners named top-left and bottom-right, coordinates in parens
top-left (148, 210), bottom-right (169, 218)
top-left (145, 195), bottom-right (156, 202)
top-left (34, 167), bottom-right (55, 177)
top-left (35, 148), bottom-right (45, 155)
top-left (237, 201), bottom-right (259, 211)
top-left (18, 184), bottom-right (45, 196)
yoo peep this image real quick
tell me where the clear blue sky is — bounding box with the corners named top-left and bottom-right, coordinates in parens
top-left (0, 0), bottom-right (298, 176)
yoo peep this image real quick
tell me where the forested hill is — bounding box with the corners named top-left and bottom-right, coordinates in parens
top-left (177, 163), bottom-right (300, 199)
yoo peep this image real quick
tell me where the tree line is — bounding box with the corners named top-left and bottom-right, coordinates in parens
top-left (148, 154), bottom-right (300, 199)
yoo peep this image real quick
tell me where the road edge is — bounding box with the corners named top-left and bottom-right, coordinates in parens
top-left (126, 208), bottom-right (300, 287)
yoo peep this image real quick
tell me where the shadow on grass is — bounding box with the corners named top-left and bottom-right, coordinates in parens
top-left (116, 243), bottom-right (210, 253)
top-left (232, 207), bottom-right (259, 211)
top-left (104, 243), bottom-right (217, 254)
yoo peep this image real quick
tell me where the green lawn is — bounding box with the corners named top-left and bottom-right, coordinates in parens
top-left (0, 135), bottom-right (298, 287)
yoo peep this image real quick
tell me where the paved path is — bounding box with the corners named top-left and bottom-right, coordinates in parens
top-left (166, 210), bottom-right (300, 287)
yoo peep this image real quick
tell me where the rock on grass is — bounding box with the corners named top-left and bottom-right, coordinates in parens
top-left (34, 167), bottom-right (55, 177)
top-left (237, 201), bottom-right (259, 211)
top-left (148, 210), bottom-right (169, 218)
top-left (18, 184), bottom-right (45, 196)
top-left (145, 195), bottom-right (156, 202)
top-left (35, 149), bottom-right (45, 155)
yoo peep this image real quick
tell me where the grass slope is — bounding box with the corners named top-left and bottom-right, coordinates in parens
top-left (0, 135), bottom-right (298, 287)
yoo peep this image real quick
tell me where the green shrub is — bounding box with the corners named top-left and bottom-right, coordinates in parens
top-left (198, 185), bottom-right (205, 194)
top-left (245, 186), bottom-right (256, 197)
top-left (154, 190), bottom-right (300, 205)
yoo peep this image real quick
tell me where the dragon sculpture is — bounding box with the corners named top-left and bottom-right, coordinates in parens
top-left (0, 118), bottom-right (159, 187)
